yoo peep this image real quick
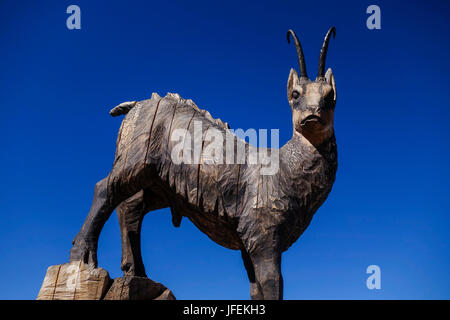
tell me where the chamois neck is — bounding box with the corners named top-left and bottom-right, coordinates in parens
top-left (277, 131), bottom-right (337, 251)
top-left (279, 131), bottom-right (338, 192)
top-left (282, 132), bottom-right (337, 164)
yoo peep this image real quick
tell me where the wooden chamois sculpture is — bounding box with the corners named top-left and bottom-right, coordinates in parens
top-left (70, 27), bottom-right (338, 300)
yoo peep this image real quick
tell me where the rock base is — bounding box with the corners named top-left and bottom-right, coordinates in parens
top-left (104, 276), bottom-right (175, 300)
top-left (37, 263), bottom-right (175, 300)
top-left (37, 261), bottom-right (111, 300)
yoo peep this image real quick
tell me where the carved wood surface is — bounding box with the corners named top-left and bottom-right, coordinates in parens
top-left (107, 92), bottom-right (336, 253)
top-left (37, 262), bottom-right (111, 300)
top-left (37, 263), bottom-right (175, 300)
top-left (68, 27), bottom-right (339, 300)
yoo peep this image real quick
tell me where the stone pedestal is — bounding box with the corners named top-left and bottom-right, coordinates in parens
top-left (37, 262), bottom-right (175, 300)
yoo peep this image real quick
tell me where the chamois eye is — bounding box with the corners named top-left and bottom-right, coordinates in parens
top-left (292, 91), bottom-right (300, 99)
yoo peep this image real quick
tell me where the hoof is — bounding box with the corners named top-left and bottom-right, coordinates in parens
top-left (70, 239), bottom-right (98, 267)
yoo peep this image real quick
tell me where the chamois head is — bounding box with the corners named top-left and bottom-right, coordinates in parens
top-left (287, 27), bottom-right (337, 147)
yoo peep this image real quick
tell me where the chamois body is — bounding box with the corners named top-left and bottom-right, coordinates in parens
top-left (110, 92), bottom-right (336, 251)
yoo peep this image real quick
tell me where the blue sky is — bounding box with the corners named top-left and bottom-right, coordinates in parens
top-left (0, 0), bottom-right (449, 299)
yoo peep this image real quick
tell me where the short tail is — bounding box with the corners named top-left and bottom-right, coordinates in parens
top-left (109, 101), bottom-right (137, 117)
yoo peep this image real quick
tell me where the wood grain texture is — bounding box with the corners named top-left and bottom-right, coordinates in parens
top-left (37, 262), bottom-right (111, 300)
top-left (37, 263), bottom-right (175, 300)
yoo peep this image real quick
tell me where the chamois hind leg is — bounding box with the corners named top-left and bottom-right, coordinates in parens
top-left (117, 190), bottom-right (147, 277)
top-left (70, 177), bottom-right (113, 266)
top-left (70, 166), bottom-right (152, 267)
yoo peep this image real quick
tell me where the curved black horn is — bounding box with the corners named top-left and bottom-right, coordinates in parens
top-left (287, 29), bottom-right (308, 79)
top-left (317, 26), bottom-right (336, 78)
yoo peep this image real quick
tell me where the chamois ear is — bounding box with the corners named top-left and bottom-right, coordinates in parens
top-left (287, 68), bottom-right (300, 101)
top-left (325, 68), bottom-right (337, 102)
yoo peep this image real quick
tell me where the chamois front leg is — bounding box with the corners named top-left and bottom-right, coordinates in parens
top-left (241, 250), bottom-right (264, 300)
top-left (249, 247), bottom-right (283, 300)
